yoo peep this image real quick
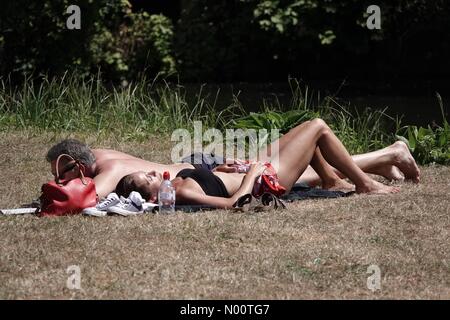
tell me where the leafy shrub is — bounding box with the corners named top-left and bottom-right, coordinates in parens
top-left (234, 110), bottom-right (318, 134)
top-left (396, 94), bottom-right (450, 165)
top-left (91, 9), bottom-right (176, 81)
top-left (0, 0), bottom-right (175, 82)
top-left (233, 109), bottom-right (319, 149)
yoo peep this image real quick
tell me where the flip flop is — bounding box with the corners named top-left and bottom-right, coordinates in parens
top-left (232, 193), bottom-right (287, 212)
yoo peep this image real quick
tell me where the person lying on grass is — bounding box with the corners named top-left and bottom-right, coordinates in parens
top-left (115, 119), bottom-right (412, 209)
top-left (46, 119), bottom-right (420, 199)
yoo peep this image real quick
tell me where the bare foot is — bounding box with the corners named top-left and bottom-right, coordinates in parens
top-left (322, 179), bottom-right (355, 192)
top-left (356, 180), bottom-right (401, 194)
top-left (390, 141), bottom-right (421, 183)
top-left (373, 164), bottom-right (405, 182)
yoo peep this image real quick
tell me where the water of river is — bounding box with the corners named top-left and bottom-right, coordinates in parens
top-left (184, 81), bottom-right (450, 127)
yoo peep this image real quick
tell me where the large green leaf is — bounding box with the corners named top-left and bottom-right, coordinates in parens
top-left (418, 126), bottom-right (432, 138)
top-left (438, 130), bottom-right (448, 147)
top-left (407, 126), bottom-right (417, 150)
top-left (233, 110), bottom-right (317, 134)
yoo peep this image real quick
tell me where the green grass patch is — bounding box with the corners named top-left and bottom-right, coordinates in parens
top-left (1, 74), bottom-right (448, 163)
top-left (0, 73), bottom-right (238, 140)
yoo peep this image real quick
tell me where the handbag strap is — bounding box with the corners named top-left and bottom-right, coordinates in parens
top-left (55, 154), bottom-right (88, 185)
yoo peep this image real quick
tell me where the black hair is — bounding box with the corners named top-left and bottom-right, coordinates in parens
top-left (116, 174), bottom-right (152, 200)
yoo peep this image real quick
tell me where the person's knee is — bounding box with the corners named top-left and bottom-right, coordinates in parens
top-left (308, 118), bottom-right (331, 138)
top-left (292, 120), bottom-right (311, 130)
top-left (310, 118), bottom-right (328, 130)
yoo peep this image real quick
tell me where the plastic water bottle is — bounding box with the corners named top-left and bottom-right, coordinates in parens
top-left (158, 171), bottom-right (175, 214)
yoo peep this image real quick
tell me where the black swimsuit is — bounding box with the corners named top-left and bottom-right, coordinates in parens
top-left (176, 168), bottom-right (229, 198)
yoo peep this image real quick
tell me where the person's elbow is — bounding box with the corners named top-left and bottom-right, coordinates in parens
top-left (179, 190), bottom-right (235, 210)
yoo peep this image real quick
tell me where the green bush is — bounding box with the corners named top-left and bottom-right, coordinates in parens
top-left (90, 8), bottom-right (176, 81)
top-left (2, 0), bottom-right (449, 82)
top-left (0, 0), bottom-right (175, 82)
top-left (396, 94), bottom-right (450, 165)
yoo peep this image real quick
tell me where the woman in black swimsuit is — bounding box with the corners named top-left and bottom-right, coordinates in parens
top-left (116, 119), bottom-right (401, 208)
top-left (116, 166), bottom-right (260, 207)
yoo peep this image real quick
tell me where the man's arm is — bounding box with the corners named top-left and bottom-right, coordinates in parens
top-left (92, 166), bottom-right (125, 199)
top-left (212, 158), bottom-right (247, 173)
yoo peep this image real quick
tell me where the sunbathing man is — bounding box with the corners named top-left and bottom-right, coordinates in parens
top-left (116, 119), bottom-right (405, 209)
top-left (46, 120), bottom-right (420, 199)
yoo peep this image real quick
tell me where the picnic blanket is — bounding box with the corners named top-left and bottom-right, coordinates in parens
top-left (282, 182), bottom-right (354, 202)
top-left (174, 183), bottom-right (354, 213)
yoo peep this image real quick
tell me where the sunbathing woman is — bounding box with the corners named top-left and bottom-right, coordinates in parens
top-left (116, 119), bottom-right (403, 208)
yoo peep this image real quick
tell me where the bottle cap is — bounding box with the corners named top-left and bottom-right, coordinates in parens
top-left (163, 171), bottom-right (170, 180)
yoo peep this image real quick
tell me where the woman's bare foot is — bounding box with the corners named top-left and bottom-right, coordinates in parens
top-left (356, 180), bottom-right (401, 194)
top-left (390, 141), bottom-right (421, 183)
top-left (322, 179), bottom-right (355, 192)
top-left (373, 164), bottom-right (405, 182)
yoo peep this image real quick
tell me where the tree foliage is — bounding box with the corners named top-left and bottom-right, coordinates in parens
top-left (0, 0), bottom-right (449, 82)
top-left (176, 0), bottom-right (450, 81)
top-left (0, 0), bottom-right (175, 81)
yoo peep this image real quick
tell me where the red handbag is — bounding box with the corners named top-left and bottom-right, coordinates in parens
top-left (38, 154), bottom-right (97, 217)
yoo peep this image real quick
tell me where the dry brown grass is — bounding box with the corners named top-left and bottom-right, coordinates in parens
top-left (0, 131), bottom-right (449, 299)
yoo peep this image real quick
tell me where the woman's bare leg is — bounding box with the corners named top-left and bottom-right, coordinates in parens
top-left (258, 120), bottom-right (372, 190)
top-left (257, 120), bottom-right (418, 189)
top-left (257, 121), bottom-right (352, 190)
top-left (267, 119), bottom-right (400, 194)
top-left (298, 141), bottom-right (420, 187)
top-left (309, 148), bottom-right (355, 191)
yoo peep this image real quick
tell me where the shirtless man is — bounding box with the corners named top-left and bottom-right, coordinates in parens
top-left (46, 128), bottom-right (420, 199)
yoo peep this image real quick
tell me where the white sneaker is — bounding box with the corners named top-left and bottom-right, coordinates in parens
top-left (108, 191), bottom-right (145, 216)
top-left (82, 193), bottom-right (121, 217)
